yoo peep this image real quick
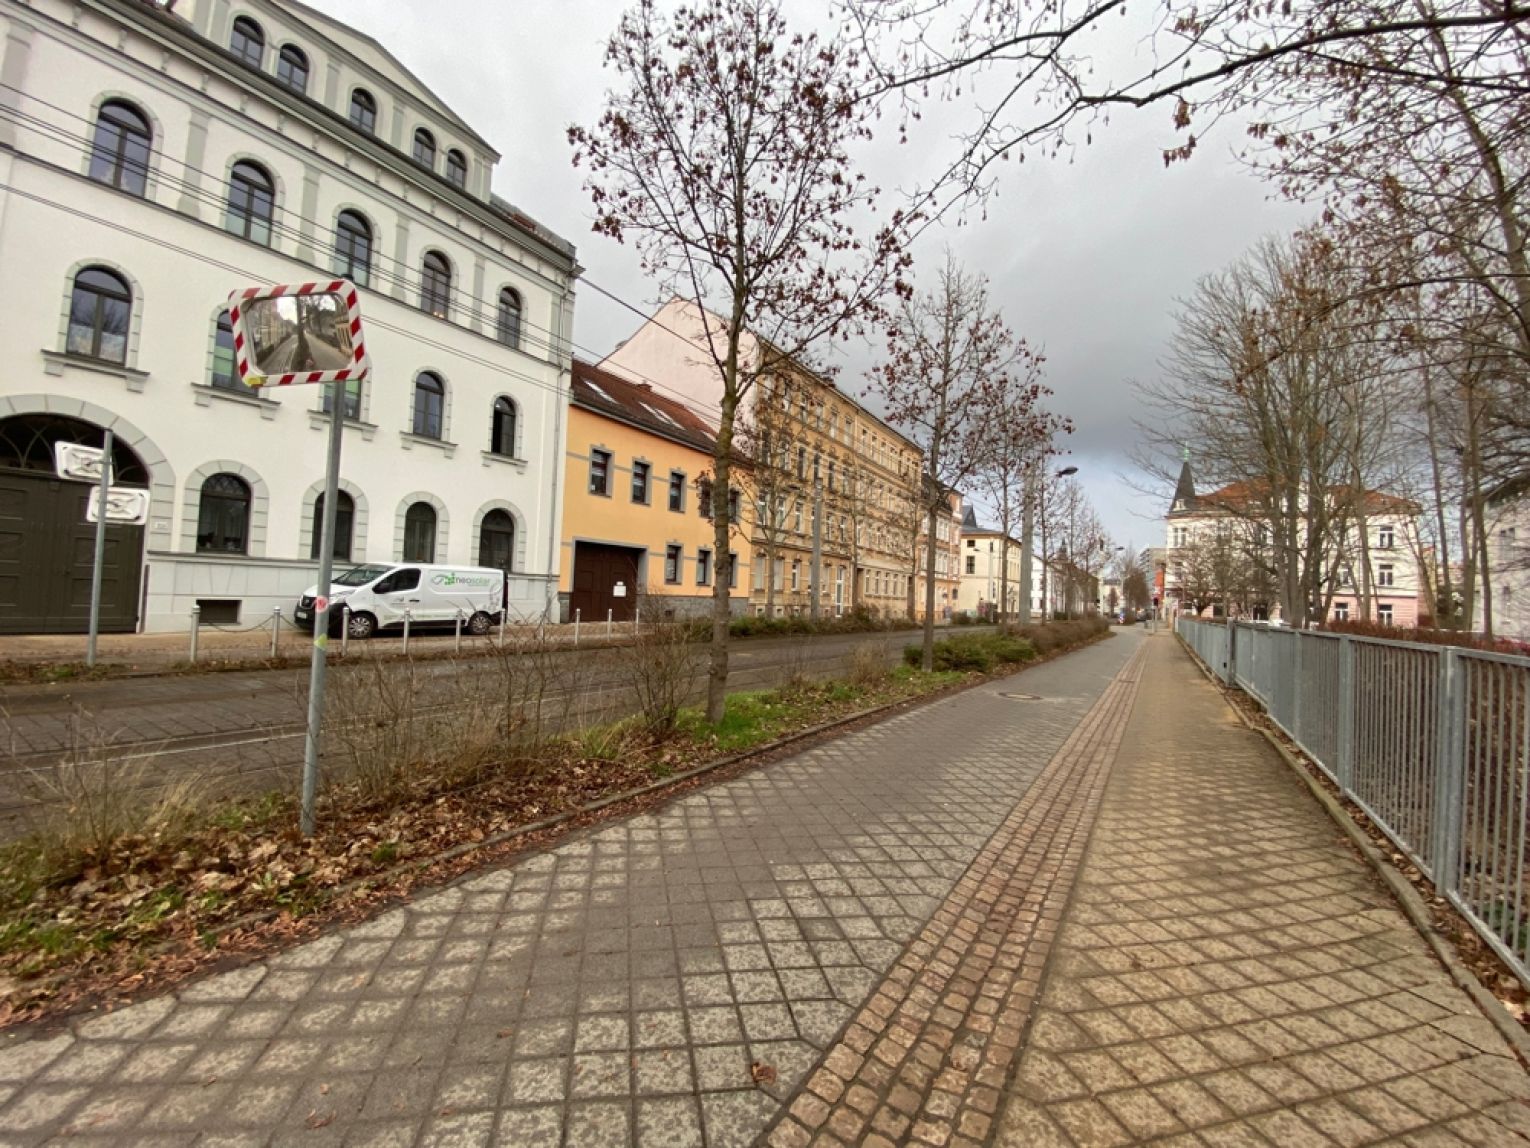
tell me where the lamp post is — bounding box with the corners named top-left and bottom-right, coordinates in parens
top-left (1024, 464), bottom-right (1077, 625)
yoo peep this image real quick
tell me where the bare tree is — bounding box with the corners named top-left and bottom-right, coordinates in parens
top-left (874, 254), bottom-right (1051, 667)
top-left (840, 0), bottom-right (1529, 201)
top-left (570, 0), bottom-right (909, 721)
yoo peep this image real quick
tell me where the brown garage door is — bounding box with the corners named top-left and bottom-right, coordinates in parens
top-left (570, 542), bottom-right (641, 623)
top-left (0, 470), bottom-right (144, 634)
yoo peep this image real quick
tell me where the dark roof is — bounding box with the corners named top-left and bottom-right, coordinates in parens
top-left (1171, 458), bottom-right (1196, 511)
top-left (571, 360), bottom-right (716, 454)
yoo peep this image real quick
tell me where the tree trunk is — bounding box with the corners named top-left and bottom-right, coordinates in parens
top-left (707, 390), bottom-right (737, 724)
top-left (921, 501), bottom-right (939, 670)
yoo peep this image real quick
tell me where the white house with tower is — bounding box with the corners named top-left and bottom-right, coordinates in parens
top-left (0, 0), bottom-right (577, 633)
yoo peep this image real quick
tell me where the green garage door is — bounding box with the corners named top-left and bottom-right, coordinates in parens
top-left (0, 415), bottom-right (147, 634)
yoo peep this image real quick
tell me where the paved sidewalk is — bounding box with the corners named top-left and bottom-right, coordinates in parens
top-left (0, 632), bottom-right (1140, 1145)
top-left (996, 635), bottom-right (1530, 1146)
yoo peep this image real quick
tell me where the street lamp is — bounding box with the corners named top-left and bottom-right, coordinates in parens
top-left (1023, 463), bottom-right (1079, 626)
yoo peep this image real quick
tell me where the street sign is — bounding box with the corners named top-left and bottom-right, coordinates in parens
top-left (227, 279), bottom-right (370, 389)
top-left (314, 595), bottom-right (329, 615)
top-left (54, 441), bottom-right (107, 483)
top-left (84, 487), bottom-right (150, 526)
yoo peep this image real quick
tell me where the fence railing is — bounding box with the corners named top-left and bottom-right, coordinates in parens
top-left (1177, 616), bottom-right (1530, 990)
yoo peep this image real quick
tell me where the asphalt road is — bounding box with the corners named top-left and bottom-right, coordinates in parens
top-left (0, 628), bottom-right (994, 838)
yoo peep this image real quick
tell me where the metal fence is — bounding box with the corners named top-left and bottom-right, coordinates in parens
top-left (1177, 616), bottom-right (1530, 989)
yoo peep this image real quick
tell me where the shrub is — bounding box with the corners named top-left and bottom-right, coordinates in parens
top-left (1320, 618), bottom-right (1530, 657)
top-left (903, 632), bottom-right (1037, 673)
top-left (847, 642), bottom-right (889, 686)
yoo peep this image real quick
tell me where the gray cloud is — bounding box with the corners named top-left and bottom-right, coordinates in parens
top-left (327, 0), bottom-right (1312, 548)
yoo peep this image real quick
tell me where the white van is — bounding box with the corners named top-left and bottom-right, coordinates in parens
top-left (295, 563), bottom-right (506, 639)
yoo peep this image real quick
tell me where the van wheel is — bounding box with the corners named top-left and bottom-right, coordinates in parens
top-left (467, 611), bottom-right (492, 636)
top-left (346, 612), bottom-right (377, 640)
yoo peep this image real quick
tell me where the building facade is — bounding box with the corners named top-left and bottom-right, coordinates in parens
top-left (0, 0), bottom-right (576, 633)
top-left (561, 359), bottom-right (748, 622)
top-left (1163, 459), bottom-right (1423, 626)
top-left (601, 299), bottom-right (931, 621)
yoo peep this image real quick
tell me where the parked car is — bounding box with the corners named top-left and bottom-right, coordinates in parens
top-left (295, 563), bottom-right (506, 639)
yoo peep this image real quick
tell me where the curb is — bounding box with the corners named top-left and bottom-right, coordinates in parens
top-left (1174, 635), bottom-right (1530, 1066)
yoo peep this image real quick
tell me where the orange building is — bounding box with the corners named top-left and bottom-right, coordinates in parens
top-left (560, 360), bottom-right (750, 622)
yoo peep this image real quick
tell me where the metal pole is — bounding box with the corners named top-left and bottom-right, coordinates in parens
top-left (607, 609), bottom-right (613, 638)
top-left (402, 608), bottom-right (411, 655)
top-left (188, 604), bottom-right (200, 663)
top-left (299, 380), bottom-right (346, 837)
top-left (454, 609), bottom-right (463, 653)
top-left (574, 608), bottom-right (580, 646)
top-left (1336, 634), bottom-right (1355, 792)
top-left (340, 605), bottom-right (349, 658)
top-left (270, 606), bottom-right (281, 658)
top-left (85, 429), bottom-right (113, 667)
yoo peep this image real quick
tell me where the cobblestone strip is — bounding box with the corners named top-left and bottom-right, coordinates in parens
top-left (765, 644), bottom-right (1147, 1148)
top-left (996, 636), bottom-right (1530, 1147)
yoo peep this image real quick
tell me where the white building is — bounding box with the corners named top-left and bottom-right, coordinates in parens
top-left (1481, 479), bottom-right (1530, 641)
top-left (1163, 459), bottom-right (1424, 626)
top-left (0, 0), bottom-right (577, 633)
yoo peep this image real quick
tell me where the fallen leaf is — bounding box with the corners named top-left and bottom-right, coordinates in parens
top-left (305, 1109), bottom-right (334, 1129)
top-left (751, 1060), bottom-right (777, 1085)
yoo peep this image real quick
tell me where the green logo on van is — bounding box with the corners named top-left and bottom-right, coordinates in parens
top-left (430, 572), bottom-right (494, 589)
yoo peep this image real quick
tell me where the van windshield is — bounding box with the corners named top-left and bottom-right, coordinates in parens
top-left (332, 564), bottom-right (392, 587)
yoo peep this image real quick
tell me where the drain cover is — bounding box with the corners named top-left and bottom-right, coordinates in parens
top-left (998, 692), bottom-right (1042, 701)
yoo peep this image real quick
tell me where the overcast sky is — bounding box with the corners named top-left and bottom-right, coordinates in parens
top-left (327, 0), bottom-right (1313, 554)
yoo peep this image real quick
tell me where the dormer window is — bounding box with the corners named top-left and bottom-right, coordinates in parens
top-left (412, 128), bottom-right (436, 169)
top-left (445, 149), bottom-right (467, 189)
top-left (229, 16), bottom-right (264, 68)
top-left (276, 45), bottom-right (309, 94)
top-left (348, 89), bottom-right (377, 134)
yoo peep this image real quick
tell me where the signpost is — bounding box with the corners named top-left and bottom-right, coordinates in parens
top-left (228, 279), bottom-right (369, 836)
top-left (53, 439), bottom-right (121, 666)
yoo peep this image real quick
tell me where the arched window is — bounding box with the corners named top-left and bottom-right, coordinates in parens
top-left (225, 160), bottom-right (274, 245)
top-left (311, 490), bottom-right (355, 561)
top-left (412, 371), bottom-right (444, 439)
top-left (67, 266), bottom-right (131, 364)
top-left (197, 473), bottom-right (251, 553)
top-left (420, 251), bottom-right (451, 318)
top-left (403, 502), bottom-right (437, 563)
top-left (490, 397), bottom-right (517, 457)
top-left (496, 288), bottom-right (522, 349)
top-left (276, 44), bottom-right (309, 93)
top-left (412, 128), bottom-right (436, 169)
top-left (210, 310), bottom-right (238, 389)
top-left (348, 88), bottom-right (377, 134)
top-left (229, 16), bottom-right (265, 68)
top-left (478, 509), bottom-right (515, 573)
top-left (445, 149), bottom-right (467, 189)
top-left (334, 210), bottom-right (373, 286)
top-left (87, 100), bottom-right (151, 196)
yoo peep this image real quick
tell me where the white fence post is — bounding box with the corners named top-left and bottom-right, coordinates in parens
top-left (188, 604), bottom-right (200, 663)
top-left (270, 606), bottom-right (281, 657)
top-left (402, 609), bottom-right (411, 655)
top-left (1431, 647), bottom-right (1466, 886)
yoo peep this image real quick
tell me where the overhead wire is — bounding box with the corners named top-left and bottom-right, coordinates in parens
top-left (0, 83), bottom-right (736, 417)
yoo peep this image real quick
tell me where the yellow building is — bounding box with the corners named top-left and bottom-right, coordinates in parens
top-left (560, 360), bottom-right (750, 621)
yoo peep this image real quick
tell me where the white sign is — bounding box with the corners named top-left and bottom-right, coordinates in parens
top-left (54, 442), bottom-right (108, 483)
top-left (84, 487), bottom-right (150, 526)
top-left (612, 582), bottom-right (627, 598)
